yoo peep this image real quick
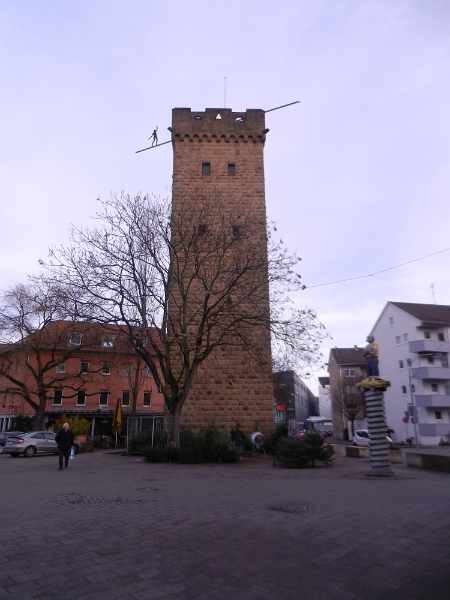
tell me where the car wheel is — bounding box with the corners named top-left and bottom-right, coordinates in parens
top-left (24, 446), bottom-right (36, 458)
top-left (0, 445), bottom-right (5, 454)
top-left (352, 441), bottom-right (357, 446)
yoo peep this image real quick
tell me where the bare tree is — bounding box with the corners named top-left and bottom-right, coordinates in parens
top-left (331, 377), bottom-right (365, 437)
top-left (124, 354), bottom-right (150, 417)
top-left (43, 192), bottom-right (326, 423)
top-left (0, 280), bottom-right (95, 430)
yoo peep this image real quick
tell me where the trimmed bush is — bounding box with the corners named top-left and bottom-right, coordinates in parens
top-left (143, 446), bottom-right (165, 462)
top-left (264, 423), bottom-right (289, 454)
top-left (179, 445), bottom-right (205, 464)
top-left (276, 433), bottom-right (333, 468)
top-left (276, 437), bottom-right (310, 468)
top-left (142, 427), bottom-right (239, 464)
top-left (129, 428), bottom-right (168, 453)
top-left (206, 437), bottom-right (240, 463)
top-left (304, 432), bottom-right (333, 467)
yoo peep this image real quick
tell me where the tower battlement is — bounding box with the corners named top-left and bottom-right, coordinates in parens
top-left (171, 108), bottom-right (266, 143)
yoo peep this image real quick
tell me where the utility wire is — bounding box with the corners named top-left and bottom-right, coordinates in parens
top-left (304, 247), bottom-right (450, 289)
top-left (371, 275), bottom-right (450, 299)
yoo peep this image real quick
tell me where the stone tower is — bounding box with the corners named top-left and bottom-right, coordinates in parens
top-left (170, 108), bottom-right (273, 434)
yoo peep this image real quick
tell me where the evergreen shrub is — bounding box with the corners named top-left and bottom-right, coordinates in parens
top-left (276, 433), bottom-right (333, 468)
top-left (264, 423), bottom-right (289, 454)
top-left (143, 446), bottom-right (165, 462)
top-left (142, 427), bottom-right (239, 464)
top-left (276, 437), bottom-right (310, 468)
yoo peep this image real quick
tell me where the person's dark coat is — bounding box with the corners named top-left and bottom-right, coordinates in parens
top-left (55, 428), bottom-right (74, 450)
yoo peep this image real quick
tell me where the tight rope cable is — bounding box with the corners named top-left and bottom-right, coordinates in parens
top-left (305, 247), bottom-right (450, 289)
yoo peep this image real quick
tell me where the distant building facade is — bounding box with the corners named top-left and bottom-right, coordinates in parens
top-left (328, 347), bottom-right (366, 439)
top-left (370, 302), bottom-right (450, 446)
top-left (0, 322), bottom-right (164, 434)
top-left (273, 370), bottom-right (316, 426)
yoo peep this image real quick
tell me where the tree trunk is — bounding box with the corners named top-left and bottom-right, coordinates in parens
top-left (34, 397), bottom-right (47, 431)
top-left (167, 402), bottom-right (182, 445)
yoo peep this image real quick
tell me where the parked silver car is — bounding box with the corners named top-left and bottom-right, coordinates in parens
top-left (4, 431), bottom-right (80, 457)
top-left (0, 431), bottom-right (24, 454)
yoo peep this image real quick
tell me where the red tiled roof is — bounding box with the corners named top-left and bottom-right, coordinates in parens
top-left (390, 302), bottom-right (450, 325)
top-left (329, 347), bottom-right (365, 366)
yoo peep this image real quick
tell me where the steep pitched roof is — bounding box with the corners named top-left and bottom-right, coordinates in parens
top-left (390, 302), bottom-right (450, 325)
top-left (329, 347), bottom-right (365, 366)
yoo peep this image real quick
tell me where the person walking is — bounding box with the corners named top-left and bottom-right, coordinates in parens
top-left (231, 423), bottom-right (244, 455)
top-left (55, 422), bottom-right (74, 470)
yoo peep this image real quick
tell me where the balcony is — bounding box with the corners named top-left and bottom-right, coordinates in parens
top-left (410, 367), bottom-right (450, 380)
top-left (408, 339), bottom-right (450, 354)
top-left (415, 395), bottom-right (450, 408)
top-left (418, 423), bottom-right (450, 437)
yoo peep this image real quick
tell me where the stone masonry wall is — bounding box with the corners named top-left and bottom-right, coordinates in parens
top-left (169, 108), bottom-right (274, 435)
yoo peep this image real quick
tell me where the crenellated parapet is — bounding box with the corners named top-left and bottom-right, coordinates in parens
top-left (171, 108), bottom-right (266, 143)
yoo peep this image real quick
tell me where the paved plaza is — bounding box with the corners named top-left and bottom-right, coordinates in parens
top-left (0, 449), bottom-right (449, 600)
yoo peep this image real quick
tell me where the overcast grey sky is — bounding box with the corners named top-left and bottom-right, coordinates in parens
top-left (1, 1), bottom-right (450, 389)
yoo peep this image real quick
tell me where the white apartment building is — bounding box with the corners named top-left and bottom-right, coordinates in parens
top-left (370, 302), bottom-right (450, 446)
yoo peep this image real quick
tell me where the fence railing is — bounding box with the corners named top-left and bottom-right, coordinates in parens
top-left (127, 414), bottom-right (231, 451)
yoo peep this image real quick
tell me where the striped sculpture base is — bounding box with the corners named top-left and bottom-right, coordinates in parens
top-left (364, 388), bottom-right (394, 477)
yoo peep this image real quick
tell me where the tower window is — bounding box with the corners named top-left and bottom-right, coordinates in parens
top-left (228, 164), bottom-right (235, 175)
top-left (202, 163), bottom-right (210, 175)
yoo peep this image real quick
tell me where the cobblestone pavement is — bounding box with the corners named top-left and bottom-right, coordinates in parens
top-left (0, 450), bottom-right (449, 600)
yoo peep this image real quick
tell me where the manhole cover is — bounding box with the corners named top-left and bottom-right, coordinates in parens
top-left (268, 501), bottom-right (320, 514)
top-left (52, 492), bottom-right (149, 506)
